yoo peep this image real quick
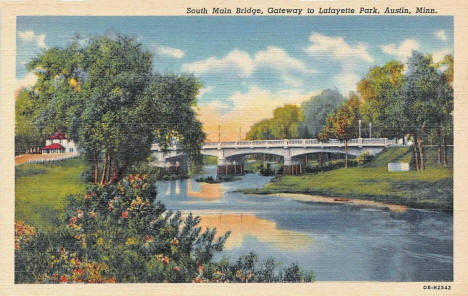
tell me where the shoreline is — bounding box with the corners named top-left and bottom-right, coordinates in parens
top-left (248, 192), bottom-right (409, 213)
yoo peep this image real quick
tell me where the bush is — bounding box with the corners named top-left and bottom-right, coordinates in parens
top-left (15, 173), bottom-right (229, 283)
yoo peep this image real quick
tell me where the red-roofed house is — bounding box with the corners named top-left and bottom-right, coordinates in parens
top-left (42, 132), bottom-right (78, 154)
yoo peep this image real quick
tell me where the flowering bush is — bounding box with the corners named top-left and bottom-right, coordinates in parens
top-left (16, 173), bottom-right (229, 283)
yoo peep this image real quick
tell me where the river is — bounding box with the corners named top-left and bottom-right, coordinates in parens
top-left (156, 165), bottom-right (453, 281)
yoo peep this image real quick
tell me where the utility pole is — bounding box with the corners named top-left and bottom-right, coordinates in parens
top-left (358, 120), bottom-right (361, 138)
top-left (369, 122), bottom-right (372, 138)
top-left (218, 124), bottom-right (221, 142)
top-left (239, 127), bottom-right (242, 141)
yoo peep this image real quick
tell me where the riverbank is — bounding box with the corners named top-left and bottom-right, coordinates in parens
top-left (251, 192), bottom-right (408, 212)
top-left (241, 167), bottom-right (453, 212)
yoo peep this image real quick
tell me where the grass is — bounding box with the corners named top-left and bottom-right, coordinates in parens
top-left (242, 146), bottom-right (453, 212)
top-left (15, 158), bottom-right (88, 229)
top-left (365, 146), bottom-right (413, 167)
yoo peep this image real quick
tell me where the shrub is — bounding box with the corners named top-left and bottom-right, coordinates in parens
top-left (15, 173), bottom-right (229, 283)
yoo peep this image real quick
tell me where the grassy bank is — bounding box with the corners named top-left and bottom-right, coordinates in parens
top-left (15, 158), bottom-right (88, 229)
top-left (242, 146), bottom-right (453, 212)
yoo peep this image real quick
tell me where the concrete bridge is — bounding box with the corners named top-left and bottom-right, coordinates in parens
top-left (152, 138), bottom-right (401, 175)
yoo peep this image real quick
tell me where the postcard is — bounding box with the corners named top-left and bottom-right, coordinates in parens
top-left (1, 0), bottom-right (468, 295)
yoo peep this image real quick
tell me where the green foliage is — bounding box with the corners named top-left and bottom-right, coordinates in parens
top-left (321, 95), bottom-right (360, 142)
top-left (357, 61), bottom-right (406, 139)
top-left (299, 89), bottom-right (346, 138)
top-left (197, 252), bottom-right (314, 283)
top-left (246, 105), bottom-right (303, 140)
top-left (25, 33), bottom-right (205, 183)
top-left (15, 89), bottom-right (44, 155)
top-left (15, 173), bottom-right (230, 283)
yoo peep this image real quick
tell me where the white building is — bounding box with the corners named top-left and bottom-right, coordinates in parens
top-left (42, 132), bottom-right (78, 154)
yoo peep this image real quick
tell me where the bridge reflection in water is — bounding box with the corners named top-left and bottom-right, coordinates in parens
top-left (161, 179), bottom-right (313, 251)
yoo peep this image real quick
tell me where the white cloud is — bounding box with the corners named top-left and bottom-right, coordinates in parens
top-left (254, 46), bottom-right (316, 75)
top-left (379, 39), bottom-right (420, 62)
top-left (182, 47), bottom-right (315, 83)
top-left (435, 29), bottom-right (447, 41)
top-left (432, 48), bottom-right (452, 63)
top-left (335, 72), bottom-right (360, 95)
top-left (16, 72), bottom-right (38, 91)
top-left (305, 33), bottom-right (373, 63)
top-left (182, 49), bottom-right (254, 78)
top-left (198, 86), bottom-right (215, 97)
top-left (154, 45), bottom-right (185, 59)
top-left (18, 30), bottom-right (48, 49)
top-left (18, 30), bottom-right (35, 41)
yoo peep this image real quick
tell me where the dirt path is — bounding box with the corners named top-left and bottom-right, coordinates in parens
top-left (15, 153), bottom-right (79, 165)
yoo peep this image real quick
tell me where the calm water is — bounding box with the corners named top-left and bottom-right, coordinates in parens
top-left (156, 165), bottom-right (453, 281)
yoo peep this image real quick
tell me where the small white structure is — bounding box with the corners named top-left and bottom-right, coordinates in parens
top-left (388, 162), bottom-right (410, 172)
top-left (42, 132), bottom-right (78, 154)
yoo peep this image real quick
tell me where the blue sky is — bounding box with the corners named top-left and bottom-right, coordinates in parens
top-left (16, 16), bottom-right (453, 140)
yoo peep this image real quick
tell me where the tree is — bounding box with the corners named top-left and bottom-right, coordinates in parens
top-left (434, 54), bottom-right (454, 166)
top-left (299, 89), bottom-right (346, 139)
top-left (246, 104), bottom-right (303, 140)
top-left (320, 95), bottom-right (360, 168)
top-left (357, 61), bottom-right (406, 139)
top-left (403, 51), bottom-right (449, 171)
top-left (15, 89), bottom-right (44, 154)
top-left (26, 34), bottom-right (204, 183)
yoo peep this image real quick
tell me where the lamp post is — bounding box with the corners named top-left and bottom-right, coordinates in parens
top-left (369, 122), bottom-right (372, 138)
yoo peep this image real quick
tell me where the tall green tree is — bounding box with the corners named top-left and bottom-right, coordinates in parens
top-left (246, 104), bottom-right (303, 140)
top-left (320, 95), bottom-right (360, 168)
top-left (26, 34), bottom-right (204, 183)
top-left (299, 89), bottom-right (345, 138)
top-left (15, 89), bottom-right (44, 154)
top-left (403, 51), bottom-right (450, 170)
top-left (357, 61), bottom-right (406, 139)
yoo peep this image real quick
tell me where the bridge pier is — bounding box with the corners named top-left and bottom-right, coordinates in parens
top-left (217, 158), bottom-right (245, 177)
top-left (162, 157), bottom-right (189, 176)
top-left (282, 157), bottom-right (303, 176)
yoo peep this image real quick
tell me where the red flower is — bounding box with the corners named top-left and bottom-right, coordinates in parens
top-left (69, 217), bottom-right (77, 226)
top-left (132, 183), bottom-right (139, 189)
top-left (198, 264), bottom-right (204, 272)
top-left (145, 235), bottom-right (153, 242)
top-left (171, 238), bottom-right (179, 246)
top-left (121, 211), bottom-right (128, 219)
top-left (59, 275), bottom-right (67, 283)
top-left (73, 269), bottom-right (84, 275)
top-left (173, 266), bottom-right (180, 272)
top-left (163, 256), bottom-right (169, 265)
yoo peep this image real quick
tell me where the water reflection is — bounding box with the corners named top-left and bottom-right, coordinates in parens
top-left (156, 168), bottom-right (453, 281)
top-left (192, 213), bottom-right (313, 250)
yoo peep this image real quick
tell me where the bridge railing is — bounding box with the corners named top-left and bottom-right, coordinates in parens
top-left (153, 138), bottom-right (402, 151)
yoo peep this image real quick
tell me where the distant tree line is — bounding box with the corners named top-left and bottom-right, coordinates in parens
top-left (247, 51), bottom-right (454, 170)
